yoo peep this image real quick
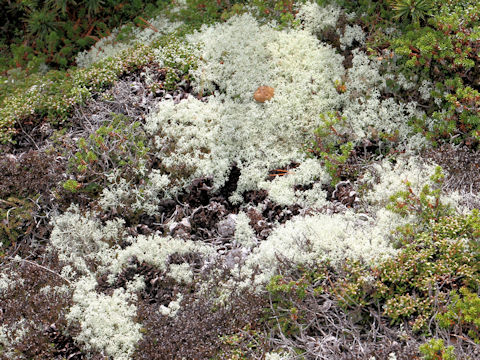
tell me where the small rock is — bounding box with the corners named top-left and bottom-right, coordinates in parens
top-left (253, 86), bottom-right (274, 103)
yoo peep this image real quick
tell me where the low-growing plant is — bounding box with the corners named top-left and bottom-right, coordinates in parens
top-left (0, 257), bottom-right (81, 359)
top-left (0, 0), bottom-right (163, 71)
top-left (0, 32), bottom-right (202, 144)
top-left (216, 325), bottom-right (264, 360)
top-left (335, 210), bottom-right (480, 333)
top-left (332, 0), bottom-right (480, 149)
top-left (0, 197), bottom-right (36, 254)
top-left (387, 165), bottom-right (452, 224)
top-left (306, 112), bottom-right (355, 185)
top-left (66, 112), bottom-right (149, 193)
top-left (0, 42), bottom-right (157, 143)
top-left (266, 269), bottom-right (327, 336)
top-left (419, 338), bottom-right (456, 360)
top-left (387, 0), bottom-right (480, 147)
top-left (330, 0), bottom-right (392, 29)
top-left (151, 35), bottom-right (199, 90)
top-left (251, 0), bottom-right (299, 28)
top-left (437, 287), bottom-right (480, 344)
top-left (389, 0), bottom-right (434, 26)
top-left (266, 274), bottom-right (307, 336)
top-left (62, 179), bottom-right (82, 193)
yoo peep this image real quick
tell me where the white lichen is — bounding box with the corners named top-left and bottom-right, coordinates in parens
top-left (0, 272), bottom-right (21, 295)
top-left (146, 14), bottom-right (344, 200)
top-left (108, 234), bottom-right (214, 280)
top-left (0, 319), bottom-right (31, 359)
top-left (99, 169), bottom-right (171, 215)
top-left (419, 79), bottom-right (433, 101)
top-left (67, 276), bottom-right (142, 359)
top-left (168, 263), bottom-right (194, 284)
top-left (339, 24), bottom-right (366, 50)
top-left (296, 2), bottom-right (341, 35)
top-left (49, 205), bottom-right (125, 275)
top-left (159, 293), bottom-right (184, 317)
top-left (76, 15), bottom-right (182, 68)
top-left (234, 211), bottom-right (256, 248)
top-left (259, 158), bottom-right (329, 207)
top-left (239, 210), bottom-right (400, 288)
top-left (336, 50), bottom-right (427, 151)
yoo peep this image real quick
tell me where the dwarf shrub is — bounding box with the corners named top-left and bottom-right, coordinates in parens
top-left (419, 338), bottom-right (456, 360)
top-left (0, 197), bottom-right (36, 254)
top-left (306, 112), bottom-right (354, 185)
top-left (335, 210), bottom-right (480, 333)
top-left (266, 272), bottom-right (315, 336)
top-left (437, 287), bottom-right (480, 344)
top-left (386, 165), bottom-right (453, 224)
top-left (0, 43), bottom-right (155, 143)
top-left (66, 112), bottom-right (149, 194)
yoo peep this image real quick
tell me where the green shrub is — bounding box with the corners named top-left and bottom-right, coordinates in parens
top-left (266, 270), bottom-right (325, 336)
top-left (66, 112), bottom-right (149, 193)
top-left (387, 0), bottom-right (480, 146)
top-left (437, 287), bottom-right (480, 344)
top-left (335, 210), bottom-right (480, 333)
top-left (386, 165), bottom-right (452, 224)
top-left (0, 0), bottom-right (162, 71)
top-left (419, 338), bottom-right (456, 360)
top-left (331, 0), bottom-right (480, 148)
top-left (63, 179), bottom-right (81, 193)
top-left (0, 43), bottom-right (155, 143)
top-left (306, 112), bottom-right (355, 185)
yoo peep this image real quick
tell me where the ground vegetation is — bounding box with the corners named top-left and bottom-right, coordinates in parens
top-left (0, 1), bottom-right (479, 359)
